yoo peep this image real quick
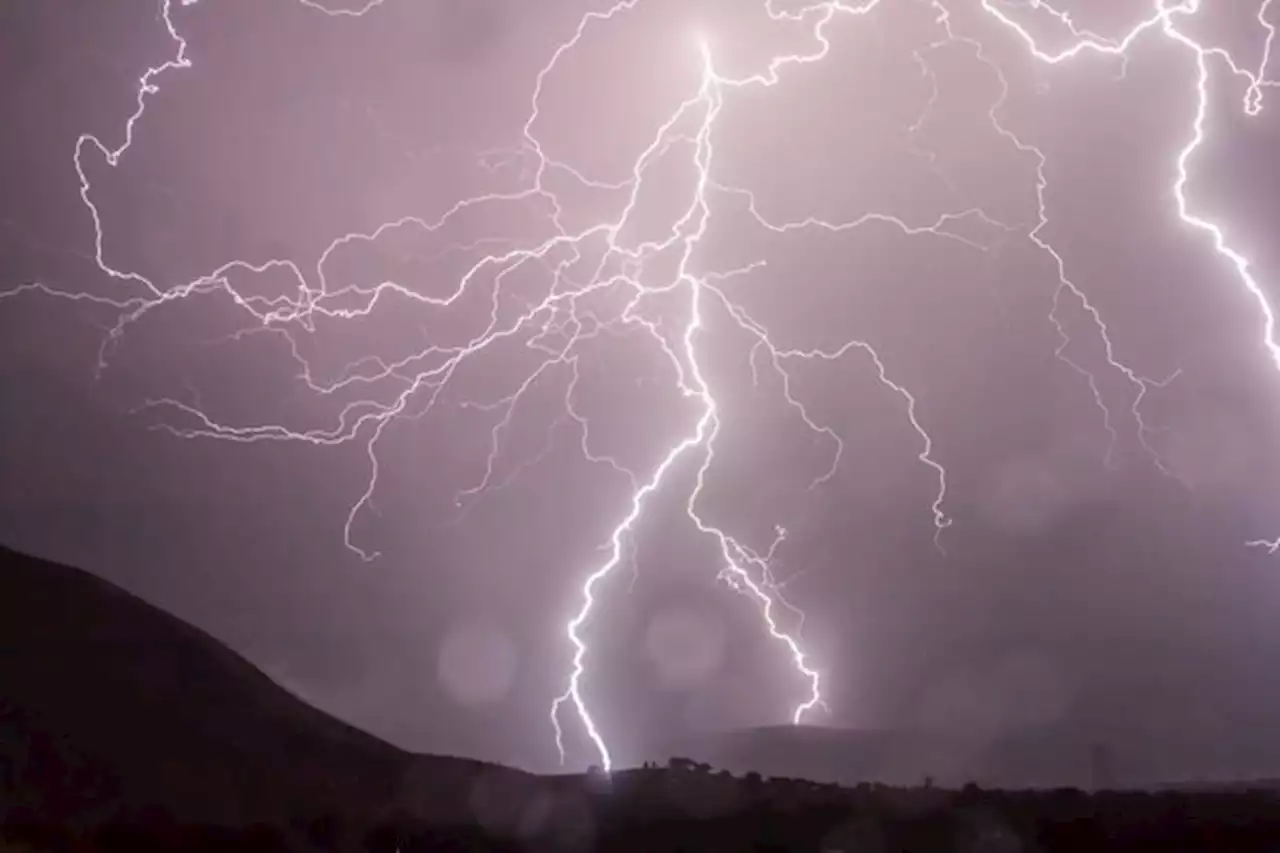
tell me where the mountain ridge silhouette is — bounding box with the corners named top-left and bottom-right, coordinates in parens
top-left (0, 542), bottom-right (530, 826)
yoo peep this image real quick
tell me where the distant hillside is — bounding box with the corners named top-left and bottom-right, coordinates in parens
top-left (653, 723), bottom-right (1280, 791)
top-left (0, 543), bottom-right (529, 825)
top-left (652, 724), bottom-right (1112, 790)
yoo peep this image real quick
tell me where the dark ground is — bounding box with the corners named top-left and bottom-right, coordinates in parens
top-left (4, 542), bottom-right (1280, 852)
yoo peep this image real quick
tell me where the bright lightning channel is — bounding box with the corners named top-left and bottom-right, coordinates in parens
top-left (2, 0), bottom-right (1278, 774)
top-left (969, 0), bottom-right (1280, 546)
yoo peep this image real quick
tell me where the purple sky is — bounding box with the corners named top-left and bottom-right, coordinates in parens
top-left (3, 0), bottom-right (1280, 778)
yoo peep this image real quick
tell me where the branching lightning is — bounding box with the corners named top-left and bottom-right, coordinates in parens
top-left (4, 0), bottom-right (1279, 771)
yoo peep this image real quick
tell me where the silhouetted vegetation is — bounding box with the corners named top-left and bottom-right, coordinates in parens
top-left (7, 760), bottom-right (1280, 851)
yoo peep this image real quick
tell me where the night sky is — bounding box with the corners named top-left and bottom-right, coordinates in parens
top-left (4, 0), bottom-right (1280, 779)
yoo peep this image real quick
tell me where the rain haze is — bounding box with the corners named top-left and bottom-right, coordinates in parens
top-left (3, 0), bottom-right (1280, 784)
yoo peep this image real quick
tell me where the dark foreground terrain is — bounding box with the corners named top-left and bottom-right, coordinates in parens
top-left (4, 543), bottom-right (1280, 851)
top-left (7, 769), bottom-right (1280, 852)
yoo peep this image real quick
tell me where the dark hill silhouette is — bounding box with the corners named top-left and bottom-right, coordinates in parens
top-left (8, 542), bottom-right (1280, 851)
top-left (0, 542), bottom-right (530, 826)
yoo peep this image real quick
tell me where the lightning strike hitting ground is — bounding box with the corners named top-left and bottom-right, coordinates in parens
top-left (3, 0), bottom-right (1278, 772)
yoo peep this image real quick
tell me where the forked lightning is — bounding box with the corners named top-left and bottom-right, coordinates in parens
top-left (3, 0), bottom-right (1277, 772)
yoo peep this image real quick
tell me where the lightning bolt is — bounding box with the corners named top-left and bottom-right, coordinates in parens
top-left (4, 0), bottom-right (1278, 774)
top-left (967, 0), bottom-right (1279, 544)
